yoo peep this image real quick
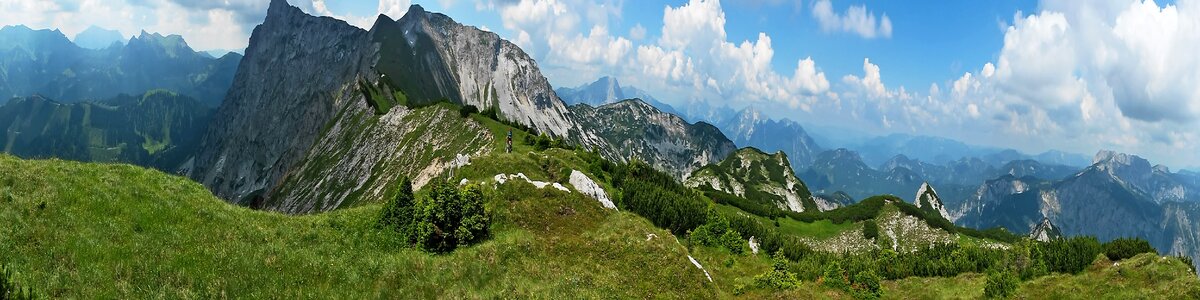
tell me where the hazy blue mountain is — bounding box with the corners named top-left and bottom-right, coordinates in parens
top-left (620, 86), bottom-right (687, 119)
top-left (72, 25), bottom-right (124, 49)
top-left (0, 25), bottom-right (240, 107)
top-left (0, 90), bottom-right (212, 171)
top-left (799, 148), bottom-right (923, 201)
top-left (853, 133), bottom-right (999, 167)
top-left (716, 108), bottom-right (823, 168)
top-left (955, 150), bottom-right (1200, 271)
top-left (555, 76), bottom-right (685, 118)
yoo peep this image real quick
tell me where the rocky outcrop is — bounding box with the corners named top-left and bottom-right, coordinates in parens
top-left (371, 8), bottom-right (603, 147)
top-left (190, 0), bottom-right (379, 206)
top-left (914, 182), bottom-right (951, 220)
top-left (570, 170), bottom-right (616, 210)
top-left (1028, 217), bottom-right (1061, 242)
top-left (685, 147), bottom-right (822, 212)
top-left (571, 99), bottom-right (735, 180)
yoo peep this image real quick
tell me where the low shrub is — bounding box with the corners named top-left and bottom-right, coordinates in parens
top-left (984, 269), bottom-right (1019, 299)
top-left (1102, 237), bottom-right (1157, 261)
top-left (458, 105), bottom-right (478, 118)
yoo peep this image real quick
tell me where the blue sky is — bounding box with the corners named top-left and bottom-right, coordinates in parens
top-left (2, 0), bottom-right (1199, 169)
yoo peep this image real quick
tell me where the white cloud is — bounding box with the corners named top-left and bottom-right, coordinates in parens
top-left (629, 23), bottom-right (646, 40)
top-left (660, 0), bottom-right (726, 49)
top-left (811, 0), bottom-right (893, 39)
top-left (378, 0), bottom-right (412, 21)
top-left (842, 58), bottom-right (887, 98)
top-left (547, 25), bottom-right (632, 66)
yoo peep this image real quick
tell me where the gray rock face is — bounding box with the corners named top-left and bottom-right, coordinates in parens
top-left (190, 0), bottom-right (378, 205)
top-left (571, 99), bottom-right (735, 180)
top-left (373, 7), bottom-right (602, 147)
top-left (1092, 150), bottom-right (1194, 203)
top-left (1027, 217), bottom-right (1061, 242)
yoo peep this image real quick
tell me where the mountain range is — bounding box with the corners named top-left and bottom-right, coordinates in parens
top-left (0, 25), bottom-right (240, 107)
top-left (0, 90), bottom-right (211, 171)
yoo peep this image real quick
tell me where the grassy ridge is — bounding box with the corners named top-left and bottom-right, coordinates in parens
top-left (0, 155), bottom-right (713, 298)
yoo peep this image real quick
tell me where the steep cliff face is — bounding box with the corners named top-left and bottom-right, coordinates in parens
top-left (372, 8), bottom-right (601, 147)
top-left (685, 147), bottom-right (824, 212)
top-left (570, 99), bottom-right (736, 180)
top-left (190, 0), bottom-right (378, 205)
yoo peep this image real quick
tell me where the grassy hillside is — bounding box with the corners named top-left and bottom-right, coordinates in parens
top-left (0, 155), bottom-right (713, 298)
top-left (2, 110), bottom-right (1199, 298)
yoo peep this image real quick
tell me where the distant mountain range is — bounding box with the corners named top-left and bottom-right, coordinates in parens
top-left (0, 25), bottom-right (240, 107)
top-left (953, 150), bottom-right (1200, 271)
top-left (555, 76), bottom-right (686, 118)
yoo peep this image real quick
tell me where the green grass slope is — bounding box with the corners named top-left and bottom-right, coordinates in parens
top-left (0, 155), bottom-right (713, 298)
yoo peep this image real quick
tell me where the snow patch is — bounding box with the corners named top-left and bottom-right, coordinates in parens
top-left (569, 170), bottom-right (616, 209)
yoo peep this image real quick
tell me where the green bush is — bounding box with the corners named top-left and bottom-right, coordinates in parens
top-left (411, 182), bottom-right (491, 253)
top-left (689, 207), bottom-right (745, 254)
top-left (862, 220), bottom-right (879, 240)
top-left (752, 251), bottom-right (801, 290)
top-left (850, 268), bottom-right (883, 300)
top-left (379, 180), bottom-right (492, 253)
top-left (984, 269), bottom-right (1019, 299)
top-left (1102, 237), bottom-right (1157, 261)
top-left (1035, 236), bottom-right (1101, 274)
top-left (377, 178), bottom-right (416, 243)
top-left (458, 105), bottom-right (478, 118)
top-left (822, 260), bottom-right (849, 291)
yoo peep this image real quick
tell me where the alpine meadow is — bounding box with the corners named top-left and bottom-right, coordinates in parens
top-left (3, 0), bottom-right (1200, 299)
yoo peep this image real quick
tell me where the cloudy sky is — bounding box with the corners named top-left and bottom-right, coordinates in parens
top-left (3, 0), bottom-right (1199, 169)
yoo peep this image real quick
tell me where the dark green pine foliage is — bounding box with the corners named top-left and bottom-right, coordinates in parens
top-left (377, 178), bottom-right (491, 253)
top-left (611, 161), bottom-right (708, 236)
top-left (1102, 237), bottom-right (1157, 261)
top-left (377, 178), bottom-right (417, 243)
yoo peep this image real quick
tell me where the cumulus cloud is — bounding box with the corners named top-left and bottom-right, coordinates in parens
top-left (629, 23), bottom-right (646, 40)
top-left (811, 0), bottom-right (892, 39)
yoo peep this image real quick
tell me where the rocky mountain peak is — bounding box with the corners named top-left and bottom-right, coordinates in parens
top-left (1093, 150), bottom-right (1151, 170)
top-left (915, 182), bottom-right (951, 220)
top-left (1028, 217), bottom-right (1062, 242)
top-left (555, 76), bottom-right (627, 107)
